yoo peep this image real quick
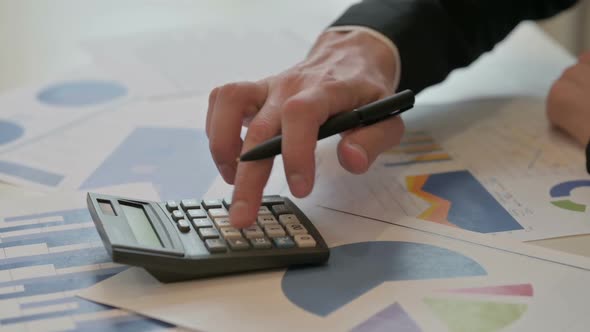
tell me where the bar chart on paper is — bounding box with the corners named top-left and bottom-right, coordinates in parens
top-left (382, 132), bottom-right (452, 168)
top-left (0, 207), bottom-right (172, 331)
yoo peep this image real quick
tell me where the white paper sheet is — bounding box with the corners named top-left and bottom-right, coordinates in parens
top-left (78, 198), bottom-right (590, 332)
top-left (313, 95), bottom-right (590, 242)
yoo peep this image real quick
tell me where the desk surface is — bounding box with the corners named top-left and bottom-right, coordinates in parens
top-left (1, 0), bottom-right (589, 258)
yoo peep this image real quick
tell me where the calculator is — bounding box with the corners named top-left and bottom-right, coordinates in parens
top-left (86, 193), bottom-right (330, 282)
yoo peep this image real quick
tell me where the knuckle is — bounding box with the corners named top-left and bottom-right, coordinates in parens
top-left (247, 118), bottom-right (276, 143)
top-left (547, 81), bottom-right (569, 107)
top-left (281, 97), bottom-right (315, 120)
top-left (561, 66), bottom-right (579, 80)
top-left (218, 82), bottom-right (245, 100)
top-left (208, 87), bottom-right (219, 103)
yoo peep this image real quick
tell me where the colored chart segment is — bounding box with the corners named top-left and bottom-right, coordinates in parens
top-left (80, 127), bottom-right (217, 201)
top-left (0, 160), bottom-right (64, 186)
top-left (443, 283), bottom-right (533, 297)
top-left (351, 303), bottom-right (422, 332)
top-left (282, 241), bottom-right (486, 317)
top-left (0, 120), bottom-right (24, 145)
top-left (406, 170), bottom-right (523, 233)
top-left (37, 80), bottom-right (127, 107)
top-left (550, 200), bottom-right (586, 212)
top-left (549, 180), bottom-right (590, 197)
top-left (424, 298), bottom-right (528, 332)
top-left (0, 209), bottom-right (172, 330)
top-left (549, 180), bottom-right (590, 212)
top-left (383, 132), bottom-right (452, 167)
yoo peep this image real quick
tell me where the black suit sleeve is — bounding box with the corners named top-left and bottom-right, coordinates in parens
top-left (330, 0), bottom-right (579, 93)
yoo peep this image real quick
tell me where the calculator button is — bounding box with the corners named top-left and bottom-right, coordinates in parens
top-left (286, 223), bottom-right (308, 236)
top-left (191, 218), bottom-right (213, 228)
top-left (205, 239), bottom-right (227, 253)
top-left (294, 234), bottom-right (316, 248)
top-left (257, 206), bottom-right (272, 215)
top-left (171, 210), bottom-right (185, 221)
top-left (250, 237), bottom-right (272, 249)
top-left (271, 204), bottom-right (291, 215)
top-left (208, 208), bottom-right (229, 219)
top-left (220, 227), bottom-right (242, 240)
top-left (279, 214), bottom-right (300, 226)
top-left (222, 197), bottom-right (232, 208)
top-left (165, 201), bottom-right (179, 211)
top-left (264, 224), bottom-right (286, 238)
top-left (261, 196), bottom-right (284, 205)
top-left (187, 209), bottom-right (208, 219)
top-left (180, 199), bottom-right (200, 210)
top-left (242, 225), bottom-right (264, 239)
top-left (213, 217), bottom-right (232, 228)
top-left (227, 237), bottom-right (250, 251)
top-left (273, 236), bottom-right (295, 249)
top-left (257, 215), bottom-right (279, 226)
top-left (177, 219), bottom-right (191, 233)
top-left (198, 227), bottom-right (220, 239)
top-left (202, 199), bottom-right (223, 209)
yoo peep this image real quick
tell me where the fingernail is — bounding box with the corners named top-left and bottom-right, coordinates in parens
top-left (288, 174), bottom-right (309, 197)
top-left (230, 200), bottom-right (249, 227)
top-left (218, 164), bottom-right (235, 183)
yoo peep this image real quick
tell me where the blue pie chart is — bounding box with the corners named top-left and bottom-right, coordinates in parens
top-left (282, 241), bottom-right (486, 316)
top-left (0, 120), bottom-right (24, 145)
top-left (37, 80), bottom-right (127, 107)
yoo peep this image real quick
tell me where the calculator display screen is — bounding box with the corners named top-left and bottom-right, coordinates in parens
top-left (120, 203), bottom-right (163, 248)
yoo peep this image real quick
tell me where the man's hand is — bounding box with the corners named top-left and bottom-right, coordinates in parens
top-left (547, 51), bottom-right (590, 145)
top-left (206, 30), bottom-right (402, 228)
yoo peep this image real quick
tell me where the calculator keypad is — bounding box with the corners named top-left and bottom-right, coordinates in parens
top-left (163, 196), bottom-right (319, 254)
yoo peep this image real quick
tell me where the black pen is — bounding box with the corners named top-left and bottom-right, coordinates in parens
top-left (239, 89), bottom-right (415, 162)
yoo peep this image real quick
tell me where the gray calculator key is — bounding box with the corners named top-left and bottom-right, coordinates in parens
top-left (220, 227), bottom-right (242, 240)
top-left (208, 208), bottom-right (229, 219)
top-left (191, 218), bottom-right (213, 228)
top-left (294, 234), bottom-right (316, 248)
top-left (177, 219), bottom-right (191, 233)
top-left (171, 210), bottom-right (184, 221)
top-left (213, 217), bottom-right (232, 228)
top-left (222, 197), bottom-right (232, 208)
top-left (257, 206), bottom-right (272, 215)
top-left (264, 224), bottom-right (286, 238)
top-left (261, 196), bottom-right (284, 205)
top-left (166, 201), bottom-right (178, 211)
top-left (187, 209), bottom-right (208, 219)
top-left (286, 223), bottom-right (307, 236)
top-left (250, 237), bottom-right (272, 249)
top-left (227, 237), bottom-right (250, 251)
top-left (198, 227), bottom-right (219, 239)
top-left (202, 199), bottom-right (223, 209)
top-left (205, 239), bottom-right (227, 253)
top-left (279, 214), bottom-right (300, 226)
top-left (181, 199), bottom-right (200, 210)
top-left (271, 204), bottom-right (291, 215)
top-left (273, 236), bottom-right (295, 249)
top-left (257, 215), bottom-right (278, 226)
top-left (242, 225), bottom-right (264, 239)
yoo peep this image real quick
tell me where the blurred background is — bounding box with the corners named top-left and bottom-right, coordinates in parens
top-left (0, 0), bottom-right (588, 93)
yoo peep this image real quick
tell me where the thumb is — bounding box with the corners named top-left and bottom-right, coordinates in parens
top-left (337, 115), bottom-right (405, 173)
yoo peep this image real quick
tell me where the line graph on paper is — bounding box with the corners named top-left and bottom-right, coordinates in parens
top-left (0, 208), bottom-right (173, 331)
